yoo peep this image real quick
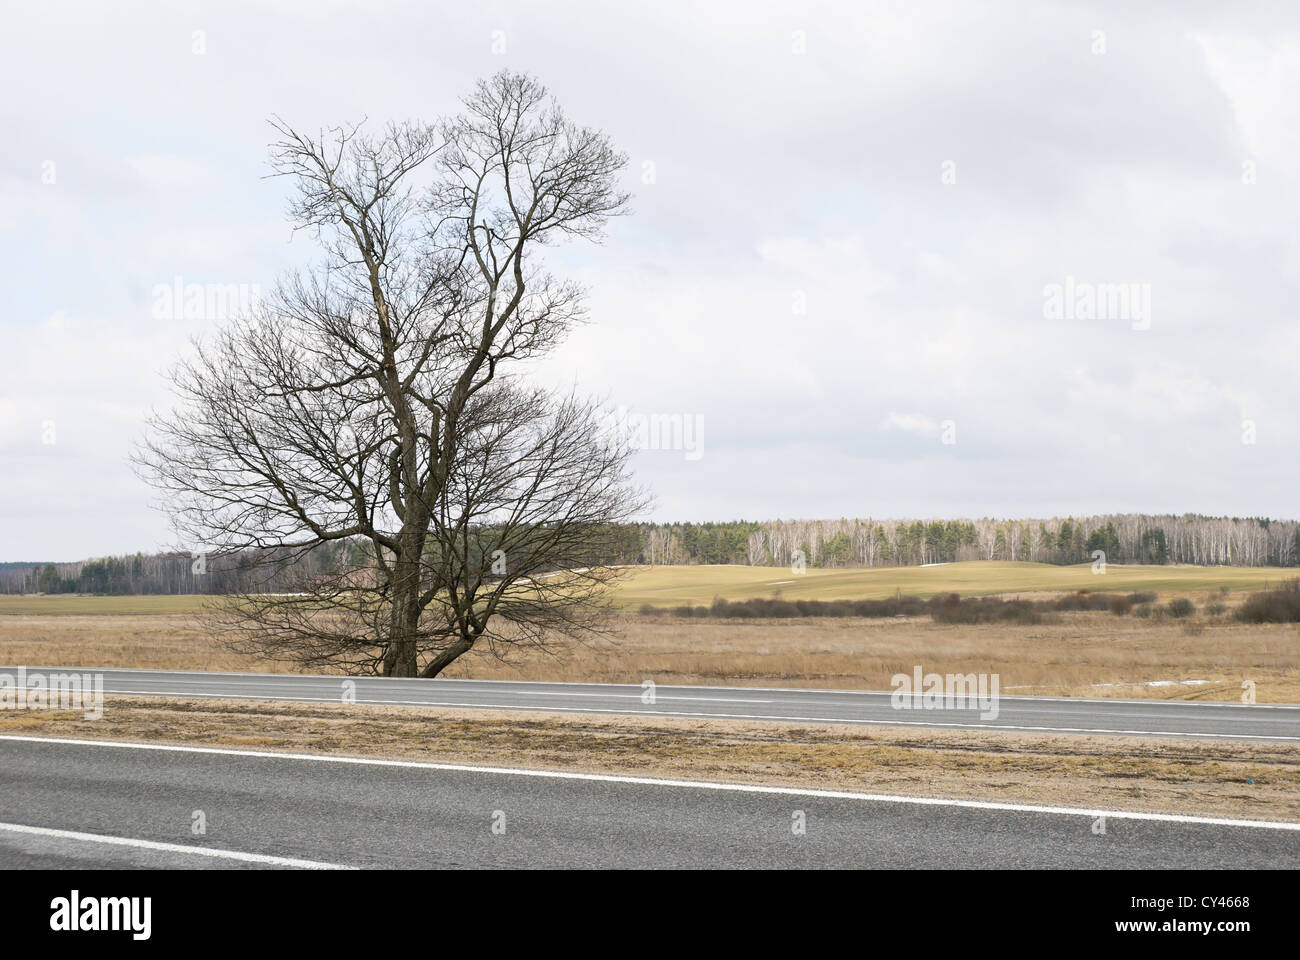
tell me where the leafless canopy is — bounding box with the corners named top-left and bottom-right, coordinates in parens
top-left (136, 71), bottom-right (645, 677)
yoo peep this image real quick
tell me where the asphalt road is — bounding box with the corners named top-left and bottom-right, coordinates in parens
top-left (6, 666), bottom-right (1299, 742)
top-left (2, 736), bottom-right (1297, 869)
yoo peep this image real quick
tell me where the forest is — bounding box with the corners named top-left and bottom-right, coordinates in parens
top-left (4, 513), bottom-right (1298, 595)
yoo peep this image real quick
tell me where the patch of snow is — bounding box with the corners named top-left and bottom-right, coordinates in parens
top-left (1091, 680), bottom-right (1213, 688)
top-left (1006, 680), bottom-right (1214, 690)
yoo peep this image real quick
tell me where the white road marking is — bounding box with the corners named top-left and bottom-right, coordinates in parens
top-left (3, 734), bottom-right (1296, 831)
top-left (96, 680), bottom-right (774, 704)
top-left (0, 820), bottom-right (355, 869)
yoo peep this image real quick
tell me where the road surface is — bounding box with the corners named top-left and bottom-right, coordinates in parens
top-left (1, 736), bottom-right (1296, 869)
top-left (5, 666), bottom-right (1298, 742)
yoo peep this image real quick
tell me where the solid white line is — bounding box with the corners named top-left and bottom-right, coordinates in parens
top-left (2, 734), bottom-right (1297, 831)
top-left (91, 688), bottom-right (1300, 740)
top-left (95, 679), bottom-right (774, 704)
top-left (0, 820), bottom-right (355, 869)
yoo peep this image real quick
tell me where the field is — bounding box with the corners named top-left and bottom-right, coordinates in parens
top-left (0, 561), bottom-right (1296, 701)
top-left (615, 561), bottom-right (1291, 608)
top-left (0, 560), bottom-right (1291, 616)
top-left (0, 594), bottom-right (216, 616)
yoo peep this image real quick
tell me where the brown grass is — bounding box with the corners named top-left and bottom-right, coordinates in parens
top-left (439, 610), bottom-right (1300, 703)
top-left (3, 696), bottom-right (1297, 822)
top-left (0, 614), bottom-right (263, 672)
top-left (1, 600), bottom-right (1297, 701)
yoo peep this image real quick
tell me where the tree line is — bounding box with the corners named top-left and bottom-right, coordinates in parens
top-left (642, 514), bottom-right (1300, 568)
top-left (5, 513), bottom-right (1299, 595)
top-left (0, 542), bottom-right (368, 596)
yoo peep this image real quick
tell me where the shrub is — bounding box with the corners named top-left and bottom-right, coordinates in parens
top-left (1235, 580), bottom-right (1300, 623)
top-left (1133, 603), bottom-right (1154, 619)
top-left (1166, 597), bottom-right (1195, 619)
top-left (1055, 590), bottom-right (1112, 612)
top-left (1127, 592), bottom-right (1157, 604)
top-left (671, 604), bottom-right (711, 618)
top-left (1204, 600), bottom-right (1227, 617)
top-left (687, 594), bottom-right (929, 620)
top-left (929, 594), bottom-right (1042, 625)
top-left (1108, 596), bottom-right (1133, 615)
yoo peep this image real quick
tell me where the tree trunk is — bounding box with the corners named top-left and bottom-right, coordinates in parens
top-left (385, 552), bottom-right (422, 677)
top-left (421, 637), bottom-right (474, 678)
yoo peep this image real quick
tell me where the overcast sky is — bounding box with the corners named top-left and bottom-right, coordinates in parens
top-left (2, 1), bottom-right (1298, 560)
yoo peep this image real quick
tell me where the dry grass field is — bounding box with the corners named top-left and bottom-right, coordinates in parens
top-left (438, 608), bottom-right (1300, 702)
top-left (614, 561), bottom-right (1294, 608)
top-left (0, 586), bottom-right (1295, 702)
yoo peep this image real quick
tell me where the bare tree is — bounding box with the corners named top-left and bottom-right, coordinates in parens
top-left (136, 71), bottom-right (645, 677)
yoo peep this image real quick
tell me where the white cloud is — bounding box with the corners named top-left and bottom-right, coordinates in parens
top-left (881, 413), bottom-right (939, 435)
top-left (2, 0), bottom-right (1298, 557)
